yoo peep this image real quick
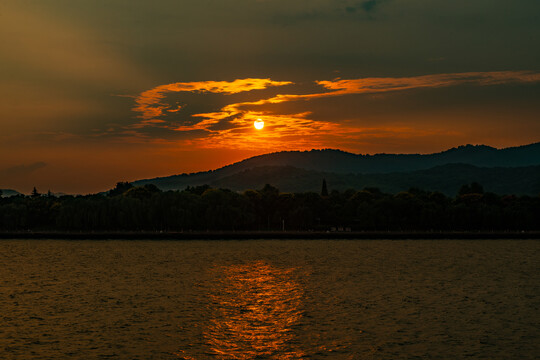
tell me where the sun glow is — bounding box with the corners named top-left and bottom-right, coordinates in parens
top-left (254, 119), bottom-right (264, 130)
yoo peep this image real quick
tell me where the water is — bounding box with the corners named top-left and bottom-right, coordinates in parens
top-left (1, 239), bottom-right (538, 359)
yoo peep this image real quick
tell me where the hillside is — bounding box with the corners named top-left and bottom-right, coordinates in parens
top-left (137, 164), bottom-right (539, 196)
top-left (133, 143), bottom-right (540, 195)
top-left (0, 189), bottom-right (22, 198)
top-left (209, 142), bottom-right (540, 174)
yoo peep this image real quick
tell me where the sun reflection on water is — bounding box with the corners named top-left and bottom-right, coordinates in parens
top-left (203, 261), bottom-right (305, 359)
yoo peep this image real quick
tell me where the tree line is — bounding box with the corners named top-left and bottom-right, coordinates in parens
top-left (0, 181), bottom-right (538, 232)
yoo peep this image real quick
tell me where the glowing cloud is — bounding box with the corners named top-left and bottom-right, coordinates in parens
top-left (133, 78), bottom-right (293, 122)
top-left (316, 71), bottom-right (540, 95)
top-left (124, 71), bottom-right (540, 151)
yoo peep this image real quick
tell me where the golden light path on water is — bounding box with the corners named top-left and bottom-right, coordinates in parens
top-left (203, 261), bottom-right (305, 359)
top-left (2, 241), bottom-right (538, 359)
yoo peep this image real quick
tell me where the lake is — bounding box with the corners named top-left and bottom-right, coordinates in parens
top-left (1, 239), bottom-right (538, 359)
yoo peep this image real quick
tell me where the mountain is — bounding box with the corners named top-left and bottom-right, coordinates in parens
top-left (133, 142), bottom-right (540, 195)
top-left (200, 142), bottom-right (540, 174)
top-left (136, 164), bottom-right (540, 196)
top-left (0, 189), bottom-right (22, 198)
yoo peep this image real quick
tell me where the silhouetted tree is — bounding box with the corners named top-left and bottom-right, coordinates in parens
top-left (459, 182), bottom-right (484, 195)
top-left (31, 187), bottom-right (41, 198)
top-left (0, 182), bottom-right (538, 232)
top-left (321, 179), bottom-right (329, 197)
top-left (143, 184), bottom-right (161, 193)
top-left (124, 186), bottom-right (154, 200)
top-left (259, 184), bottom-right (280, 230)
top-left (109, 182), bottom-right (133, 196)
top-left (185, 184), bottom-right (210, 196)
top-left (470, 182), bottom-right (484, 194)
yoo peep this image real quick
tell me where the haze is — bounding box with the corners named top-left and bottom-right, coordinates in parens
top-left (1, 0), bottom-right (539, 194)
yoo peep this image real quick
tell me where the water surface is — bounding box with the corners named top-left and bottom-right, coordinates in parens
top-left (1, 240), bottom-right (538, 359)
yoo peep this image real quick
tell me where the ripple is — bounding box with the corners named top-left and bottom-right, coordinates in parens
top-left (0, 239), bottom-right (538, 359)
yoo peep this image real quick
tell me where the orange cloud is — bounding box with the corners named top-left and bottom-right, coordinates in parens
top-left (133, 78), bottom-right (292, 121)
top-left (190, 71), bottom-right (540, 116)
top-left (185, 111), bottom-right (344, 150)
top-left (125, 71), bottom-right (540, 151)
top-left (316, 71), bottom-right (540, 95)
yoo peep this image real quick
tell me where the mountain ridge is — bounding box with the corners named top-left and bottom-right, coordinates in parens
top-left (133, 142), bottom-right (540, 194)
top-left (136, 163), bottom-right (540, 196)
top-left (0, 189), bottom-right (23, 198)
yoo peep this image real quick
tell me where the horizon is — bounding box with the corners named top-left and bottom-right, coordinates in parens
top-left (1, 1), bottom-right (539, 194)
top-left (3, 140), bottom-right (538, 196)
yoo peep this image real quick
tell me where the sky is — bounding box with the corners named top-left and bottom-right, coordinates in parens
top-left (1, 0), bottom-right (539, 194)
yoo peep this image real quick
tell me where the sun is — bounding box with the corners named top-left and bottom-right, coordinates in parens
top-left (254, 119), bottom-right (264, 130)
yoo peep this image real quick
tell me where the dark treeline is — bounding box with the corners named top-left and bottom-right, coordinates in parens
top-left (0, 182), bottom-right (539, 232)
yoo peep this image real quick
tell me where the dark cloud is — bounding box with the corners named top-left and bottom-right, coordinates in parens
top-left (344, 0), bottom-right (388, 17)
top-left (361, 0), bottom-right (380, 13)
top-left (207, 115), bottom-right (243, 132)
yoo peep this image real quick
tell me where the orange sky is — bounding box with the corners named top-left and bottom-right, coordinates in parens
top-left (1, 1), bottom-right (539, 194)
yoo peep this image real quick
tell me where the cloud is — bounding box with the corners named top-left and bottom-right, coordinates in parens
top-left (361, 0), bottom-right (380, 13)
top-left (102, 70), bottom-right (540, 150)
top-left (315, 71), bottom-right (540, 95)
top-left (260, 0), bottom-right (393, 26)
top-left (196, 71), bottom-right (540, 111)
top-left (344, 0), bottom-right (389, 18)
top-left (133, 78), bottom-right (293, 122)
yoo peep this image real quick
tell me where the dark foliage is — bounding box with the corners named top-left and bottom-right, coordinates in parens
top-left (1, 182), bottom-right (539, 232)
top-left (134, 164), bottom-right (540, 196)
top-left (108, 181), bottom-right (134, 196)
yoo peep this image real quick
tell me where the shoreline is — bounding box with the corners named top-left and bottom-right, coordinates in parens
top-left (1, 231), bottom-right (539, 240)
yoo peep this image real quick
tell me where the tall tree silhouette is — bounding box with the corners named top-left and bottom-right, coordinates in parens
top-left (321, 179), bottom-right (329, 197)
top-left (31, 187), bottom-right (41, 198)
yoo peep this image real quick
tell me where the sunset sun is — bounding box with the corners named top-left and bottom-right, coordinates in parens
top-left (254, 119), bottom-right (264, 130)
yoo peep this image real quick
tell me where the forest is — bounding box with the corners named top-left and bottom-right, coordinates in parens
top-left (0, 181), bottom-right (538, 232)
